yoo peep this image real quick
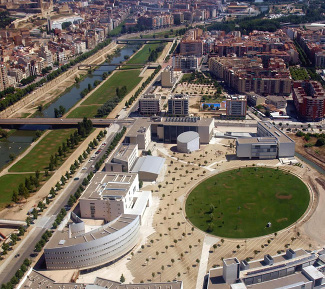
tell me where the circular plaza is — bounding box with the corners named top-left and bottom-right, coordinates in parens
top-left (185, 167), bottom-right (310, 239)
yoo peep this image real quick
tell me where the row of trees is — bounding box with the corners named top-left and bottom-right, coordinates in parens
top-left (11, 171), bottom-right (42, 203)
top-left (0, 258), bottom-right (31, 289)
top-left (125, 65), bottom-right (161, 109)
top-left (148, 45), bottom-right (164, 62)
top-left (0, 38), bottom-right (112, 112)
top-left (34, 230), bottom-right (53, 252)
top-left (47, 119), bottom-right (93, 171)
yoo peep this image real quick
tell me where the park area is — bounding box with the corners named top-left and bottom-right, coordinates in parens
top-left (9, 129), bottom-right (75, 172)
top-left (185, 167), bottom-right (310, 238)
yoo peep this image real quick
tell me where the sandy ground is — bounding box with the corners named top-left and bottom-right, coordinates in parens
top-left (71, 135), bottom-right (325, 288)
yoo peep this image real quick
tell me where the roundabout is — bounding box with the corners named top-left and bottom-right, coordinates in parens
top-left (185, 167), bottom-right (310, 238)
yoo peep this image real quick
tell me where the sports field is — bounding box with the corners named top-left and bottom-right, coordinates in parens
top-left (185, 167), bottom-right (310, 238)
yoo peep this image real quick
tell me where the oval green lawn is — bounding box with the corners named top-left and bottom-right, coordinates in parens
top-left (185, 167), bottom-right (310, 238)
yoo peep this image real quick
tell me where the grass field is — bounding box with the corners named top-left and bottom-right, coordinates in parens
top-left (67, 105), bottom-right (101, 118)
top-left (0, 173), bottom-right (34, 208)
top-left (9, 129), bottom-right (75, 172)
top-left (126, 43), bottom-right (165, 65)
top-left (185, 167), bottom-right (310, 238)
top-left (81, 69), bottom-right (142, 106)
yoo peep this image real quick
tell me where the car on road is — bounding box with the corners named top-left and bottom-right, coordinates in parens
top-left (74, 177), bottom-right (80, 181)
top-left (15, 254), bottom-right (20, 258)
top-left (82, 167), bottom-right (87, 170)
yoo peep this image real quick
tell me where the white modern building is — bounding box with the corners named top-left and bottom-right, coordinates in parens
top-left (131, 156), bottom-right (165, 181)
top-left (44, 172), bottom-right (152, 270)
top-left (177, 131), bottom-right (200, 153)
top-left (105, 143), bottom-right (138, 172)
top-left (22, 270), bottom-right (183, 289)
top-left (208, 248), bottom-right (325, 289)
top-left (124, 118), bottom-right (152, 150)
top-left (236, 122), bottom-right (295, 159)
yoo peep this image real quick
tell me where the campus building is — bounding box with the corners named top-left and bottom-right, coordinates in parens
top-left (22, 270), bottom-right (183, 289)
top-left (292, 81), bottom-right (325, 121)
top-left (44, 172), bottom-right (152, 270)
top-left (151, 116), bottom-right (214, 144)
top-left (236, 121), bottom-right (295, 159)
top-left (208, 248), bottom-right (325, 289)
top-left (138, 94), bottom-right (161, 116)
top-left (177, 131), bottom-right (200, 153)
top-left (105, 143), bottom-right (138, 173)
top-left (131, 155), bottom-right (165, 182)
top-left (168, 94), bottom-right (189, 116)
top-left (124, 118), bottom-right (152, 150)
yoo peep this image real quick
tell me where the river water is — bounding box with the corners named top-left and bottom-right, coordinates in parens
top-left (0, 45), bottom-right (137, 170)
top-left (39, 45), bottom-right (137, 118)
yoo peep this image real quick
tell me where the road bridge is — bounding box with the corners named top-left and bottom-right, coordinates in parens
top-left (116, 38), bottom-right (175, 44)
top-left (0, 118), bottom-right (134, 129)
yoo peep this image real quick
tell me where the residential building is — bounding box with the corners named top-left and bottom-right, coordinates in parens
top-left (138, 94), bottom-right (161, 116)
top-left (168, 94), bottom-right (189, 116)
top-left (0, 64), bottom-right (9, 91)
top-left (265, 95), bottom-right (287, 109)
top-left (292, 81), bottom-right (325, 121)
top-left (226, 95), bottom-right (247, 118)
top-left (209, 57), bottom-right (291, 96)
top-left (161, 67), bottom-right (175, 88)
top-left (172, 55), bottom-right (199, 72)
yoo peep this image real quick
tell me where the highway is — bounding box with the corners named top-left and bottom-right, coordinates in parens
top-left (0, 123), bottom-right (122, 284)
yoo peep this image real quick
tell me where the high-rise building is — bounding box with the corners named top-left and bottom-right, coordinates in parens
top-left (168, 94), bottom-right (189, 116)
top-left (161, 67), bottom-right (175, 88)
top-left (0, 64), bottom-right (9, 91)
top-left (226, 95), bottom-right (247, 118)
top-left (172, 55), bottom-right (198, 72)
top-left (138, 94), bottom-right (161, 116)
top-left (292, 81), bottom-right (325, 121)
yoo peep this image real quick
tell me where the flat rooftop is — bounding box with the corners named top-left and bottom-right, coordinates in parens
top-left (258, 121), bottom-right (294, 144)
top-left (112, 143), bottom-right (137, 163)
top-left (237, 137), bottom-right (277, 144)
top-left (125, 118), bottom-right (151, 138)
top-left (22, 271), bottom-right (183, 289)
top-left (45, 214), bottom-right (138, 249)
top-left (81, 172), bottom-right (137, 200)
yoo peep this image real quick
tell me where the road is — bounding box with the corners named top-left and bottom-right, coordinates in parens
top-left (0, 123), bottom-right (122, 284)
top-left (0, 118), bottom-right (134, 128)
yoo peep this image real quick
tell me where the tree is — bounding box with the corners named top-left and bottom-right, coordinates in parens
top-left (171, 258), bottom-right (175, 265)
top-left (189, 245), bottom-right (192, 252)
top-left (213, 244), bottom-right (217, 252)
top-left (12, 191), bottom-right (19, 203)
top-left (120, 274), bottom-right (125, 283)
top-left (174, 239), bottom-right (178, 247)
top-left (196, 258), bottom-right (200, 265)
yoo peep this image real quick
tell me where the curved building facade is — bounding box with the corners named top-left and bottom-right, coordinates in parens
top-left (44, 214), bottom-right (140, 270)
top-left (177, 131), bottom-right (200, 153)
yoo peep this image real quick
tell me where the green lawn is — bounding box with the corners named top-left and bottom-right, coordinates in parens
top-left (82, 70), bottom-right (142, 105)
top-left (9, 129), bottom-right (75, 172)
top-left (126, 43), bottom-right (166, 65)
top-left (67, 105), bottom-right (101, 118)
top-left (0, 174), bottom-right (34, 208)
top-left (185, 167), bottom-right (310, 238)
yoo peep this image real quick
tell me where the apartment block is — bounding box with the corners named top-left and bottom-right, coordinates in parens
top-left (292, 81), bottom-right (325, 121)
top-left (226, 95), bottom-right (247, 118)
top-left (172, 55), bottom-right (198, 72)
top-left (138, 94), bottom-right (161, 116)
top-left (168, 94), bottom-right (189, 116)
